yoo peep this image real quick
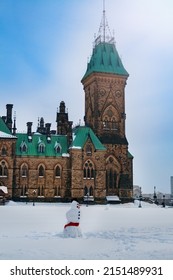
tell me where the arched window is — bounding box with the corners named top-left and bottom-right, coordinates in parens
top-left (54, 142), bottom-right (62, 153)
top-left (54, 186), bottom-right (60, 197)
top-left (38, 143), bottom-right (45, 153)
top-left (38, 185), bottom-right (44, 196)
top-left (1, 147), bottom-right (7, 156)
top-left (38, 165), bottom-right (44, 177)
top-left (89, 186), bottom-right (94, 196)
top-left (20, 141), bottom-right (28, 153)
top-left (21, 164), bottom-right (28, 177)
top-left (55, 165), bottom-right (61, 177)
top-left (83, 160), bottom-right (95, 179)
top-left (106, 169), bottom-right (117, 189)
top-left (0, 161), bottom-right (8, 177)
top-left (84, 186), bottom-right (88, 196)
top-left (86, 144), bottom-right (92, 156)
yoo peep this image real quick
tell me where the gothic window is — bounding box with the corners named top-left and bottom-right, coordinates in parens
top-left (84, 186), bottom-right (88, 196)
top-left (0, 161), bottom-right (8, 177)
top-left (86, 144), bottom-right (92, 156)
top-left (55, 165), bottom-right (61, 177)
top-left (20, 141), bottom-right (28, 153)
top-left (20, 185), bottom-right (27, 196)
top-left (54, 186), bottom-right (60, 197)
top-left (84, 186), bottom-right (94, 196)
top-left (106, 169), bottom-right (117, 189)
top-left (21, 164), bottom-right (28, 177)
top-left (38, 185), bottom-right (44, 196)
top-left (38, 165), bottom-right (45, 177)
top-left (83, 160), bottom-right (95, 179)
top-left (1, 147), bottom-right (7, 156)
top-left (103, 116), bottom-right (109, 129)
top-left (54, 142), bottom-right (62, 153)
top-left (38, 143), bottom-right (45, 153)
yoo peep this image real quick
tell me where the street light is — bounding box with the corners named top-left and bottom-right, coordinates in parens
top-left (33, 190), bottom-right (36, 206)
top-left (25, 191), bottom-right (28, 204)
top-left (153, 186), bottom-right (158, 205)
top-left (162, 195), bottom-right (165, 208)
top-left (138, 187), bottom-right (142, 208)
top-left (86, 192), bottom-right (89, 207)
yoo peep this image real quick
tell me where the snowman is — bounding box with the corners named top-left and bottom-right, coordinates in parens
top-left (63, 200), bottom-right (82, 238)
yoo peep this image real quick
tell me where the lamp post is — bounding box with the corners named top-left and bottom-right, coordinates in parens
top-left (86, 192), bottom-right (89, 207)
top-left (138, 187), bottom-right (142, 208)
top-left (153, 186), bottom-right (158, 205)
top-left (162, 194), bottom-right (165, 208)
top-left (25, 191), bottom-right (28, 204)
top-left (33, 190), bottom-right (36, 206)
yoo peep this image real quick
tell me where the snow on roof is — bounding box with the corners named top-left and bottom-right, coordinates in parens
top-left (0, 131), bottom-right (16, 138)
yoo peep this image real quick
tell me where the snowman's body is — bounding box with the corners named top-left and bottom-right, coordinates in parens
top-left (63, 201), bottom-right (82, 238)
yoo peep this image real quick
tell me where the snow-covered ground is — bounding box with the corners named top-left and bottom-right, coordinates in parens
top-left (0, 201), bottom-right (173, 260)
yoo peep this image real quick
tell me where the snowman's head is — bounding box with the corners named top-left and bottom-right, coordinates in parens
top-left (71, 200), bottom-right (80, 209)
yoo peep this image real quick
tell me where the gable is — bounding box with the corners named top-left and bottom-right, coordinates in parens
top-left (71, 126), bottom-right (106, 151)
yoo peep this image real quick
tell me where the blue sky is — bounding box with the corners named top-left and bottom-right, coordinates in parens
top-left (1, 0), bottom-right (173, 194)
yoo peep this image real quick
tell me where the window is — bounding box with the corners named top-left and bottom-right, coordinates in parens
top-left (1, 147), bottom-right (7, 156)
top-left (38, 143), bottom-right (45, 153)
top-left (54, 186), bottom-right (60, 197)
top-left (83, 160), bottom-right (95, 179)
top-left (0, 161), bottom-right (8, 177)
top-left (38, 185), bottom-right (44, 197)
top-left (20, 185), bottom-right (27, 197)
top-left (84, 186), bottom-right (94, 196)
top-left (86, 144), bottom-right (92, 156)
top-left (38, 165), bottom-right (44, 177)
top-left (21, 164), bottom-right (28, 177)
top-left (20, 141), bottom-right (28, 153)
top-left (55, 165), bottom-right (61, 177)
top-left (54, 142), bottom-right (62, 153)
top-left (106, 169), bottom-right (117, 189)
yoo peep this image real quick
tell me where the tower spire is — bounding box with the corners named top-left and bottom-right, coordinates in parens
top-left (103, 0), bottom-right (106, 42)
top-left (94, 0), bottom-right (114, 47)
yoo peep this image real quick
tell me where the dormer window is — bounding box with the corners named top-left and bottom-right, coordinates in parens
top-left (20, 141), bottom-right (28, 153)
top-left (38, 143), bottom-right (45, 153)
top-left (54, 142), bottom-right (62, 153)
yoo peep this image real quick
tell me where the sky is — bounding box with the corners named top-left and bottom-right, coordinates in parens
top-left (0, 0), bottom-right (173, 194)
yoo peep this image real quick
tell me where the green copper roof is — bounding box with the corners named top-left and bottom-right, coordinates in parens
top-left (71, 126), bottom-right (106, 151)
top-left (0, 117), bottom-right (11, 134)
top-left (15, 133), bottom-right (68, 157)
top-left (82, 42), bottom-right (129, 81)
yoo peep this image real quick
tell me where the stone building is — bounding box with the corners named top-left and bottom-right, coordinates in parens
top-left (0, 8), bottom-right (133, 203)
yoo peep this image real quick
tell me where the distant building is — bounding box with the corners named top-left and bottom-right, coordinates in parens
top-left (0, 7), bottom-right (133, 203)
top-left (170, 176), bottom-right (173, 197)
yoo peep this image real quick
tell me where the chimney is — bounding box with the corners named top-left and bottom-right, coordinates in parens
top-left (45, 123), bottom-right (51, 142)
top-left (27, 122), bottom-right (33, 142)
top-left (6, 104), bottom-right (13, 132)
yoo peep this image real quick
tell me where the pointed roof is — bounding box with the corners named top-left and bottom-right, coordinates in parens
top-left (82, 42), bottom-right (129, 81)
top-left (71, 126), bottom-right (106, 151)
top-left (81, 2), bottom-right (128, 81)
top-left (0, 117), bottom-right (16, 138)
